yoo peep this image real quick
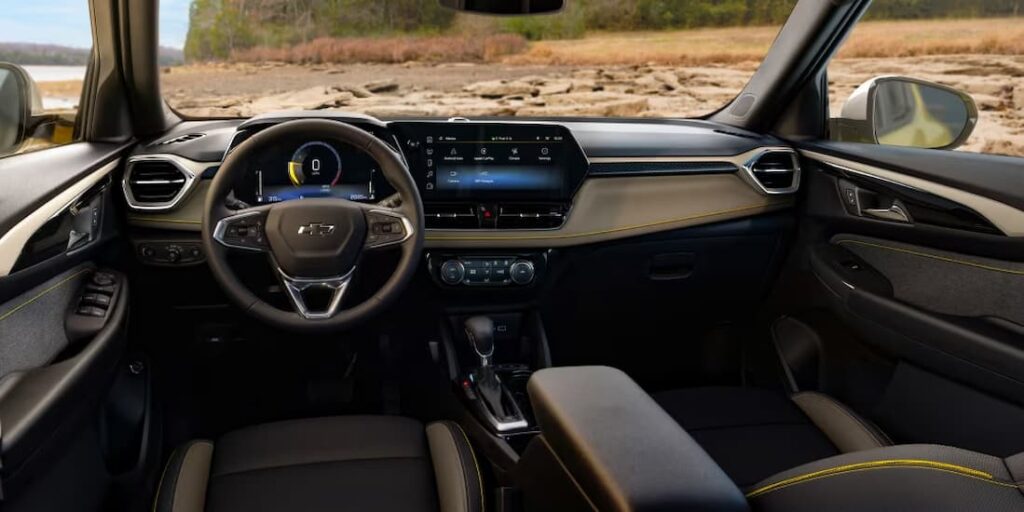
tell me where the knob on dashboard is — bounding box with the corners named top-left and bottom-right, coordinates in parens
top-left (510, 260), bottom-right (535, 285)
top-left (440, 260), bottom-right (466, 285)
top-left (166, 247), bottom-right (182, 263)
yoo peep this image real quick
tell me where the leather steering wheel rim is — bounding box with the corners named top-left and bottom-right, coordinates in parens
top-left (201, 119), bottom-right (424, 332)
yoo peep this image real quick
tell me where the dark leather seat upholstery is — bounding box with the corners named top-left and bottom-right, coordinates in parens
top-left (654, 386), bottom-right (1024, 511)
top-left (653, 387), bottom-right (892, 486)
top-left (746, 444), bottom-right (1024, 511)
top-left (153, 416), bottom-right (483, 512)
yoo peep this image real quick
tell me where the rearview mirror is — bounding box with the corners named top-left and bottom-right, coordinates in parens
top-left (832, 76), bottom-right (977, 150)
top-left (0, 62), bottom-right (42, 157)
top-left (439, 0), bottom-right (564, 16)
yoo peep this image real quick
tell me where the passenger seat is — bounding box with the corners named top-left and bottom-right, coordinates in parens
top-left (653, 387), bottom-right (892, 486)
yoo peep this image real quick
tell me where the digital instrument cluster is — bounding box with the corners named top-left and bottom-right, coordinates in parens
top-left (234, 138), bottom-right (394, 205)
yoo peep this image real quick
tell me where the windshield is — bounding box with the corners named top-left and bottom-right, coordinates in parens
top-left (159, 0), bottom-right (792, 119)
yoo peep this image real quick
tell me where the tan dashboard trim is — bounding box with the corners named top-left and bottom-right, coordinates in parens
top-left (426, 204), bottom-right (773, 242)
top-left (425, 173), bottom-right (792, 248)
top-left (127, 180), bottom-right (208, 231)
top-left (127, 156), bottom-right (794, 246)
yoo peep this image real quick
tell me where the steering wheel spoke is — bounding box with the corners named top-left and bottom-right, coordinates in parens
top-left (276, 267), bottom-right (355, 320)
top-left (212, 206), bottom-right (272, 252)
top-left (363, 207), bottom-right (414, 250)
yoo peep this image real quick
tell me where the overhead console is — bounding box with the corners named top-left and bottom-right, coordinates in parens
top-left (390, 121), bottom-right (589, 230)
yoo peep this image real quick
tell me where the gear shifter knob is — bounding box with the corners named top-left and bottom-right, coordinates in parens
top-left (464, 316), bottom-right (495, 366)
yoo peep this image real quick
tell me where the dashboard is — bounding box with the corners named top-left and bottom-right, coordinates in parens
top-left (125, 113), bottom-right (797, 248)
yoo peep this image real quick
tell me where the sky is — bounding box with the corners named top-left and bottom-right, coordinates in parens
top-left (0, 0), bottom-right (192, 49)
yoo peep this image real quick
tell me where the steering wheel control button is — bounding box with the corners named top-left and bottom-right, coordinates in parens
top-left (440, 260), bottom-right (466, 285)
top-left (510, 260), bottom-right (536, 285)
top-left (214, 211), bottom-right (269, 252)
top-left (365, 210), bottom-right (411, 249)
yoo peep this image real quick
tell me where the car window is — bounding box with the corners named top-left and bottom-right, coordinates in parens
top-left (827, 10), bottom-right (1024, 157)
top-left (0, 3), bottom-right (93, 158)
top-left (158, 0), bottom-right (794, 119)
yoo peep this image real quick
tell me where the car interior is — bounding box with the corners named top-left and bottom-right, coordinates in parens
top-left (1, 0), bottom-right (1023, 511)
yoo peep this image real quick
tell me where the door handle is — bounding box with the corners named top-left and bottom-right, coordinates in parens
top-left (863, 200), bottom-right (911, 223)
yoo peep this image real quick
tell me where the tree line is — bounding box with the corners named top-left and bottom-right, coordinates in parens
top-left (185, 0), bottom-right (1023, 60)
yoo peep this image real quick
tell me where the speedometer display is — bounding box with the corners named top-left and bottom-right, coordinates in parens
top-left (288, 141), bottom-right (342, 187)
top-left (234, 136), bottom-right (394, 205)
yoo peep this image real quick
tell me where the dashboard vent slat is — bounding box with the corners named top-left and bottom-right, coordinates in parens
top-left (744, 149), bottom-right (800, 194)
top-left (588, 161), bottom-right (738, 177)
top-left (425, 204), bottom-right (479, 229)
top-left (497, 204), bottom-right (567, 229)
top-left (125, 159), bottom-right (195, 209)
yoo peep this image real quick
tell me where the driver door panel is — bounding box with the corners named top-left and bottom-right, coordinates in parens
top-left (0, 144), bottom-right (138, 509)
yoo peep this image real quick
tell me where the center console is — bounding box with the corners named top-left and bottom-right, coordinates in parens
top-left (438, 310), bottom-right (551, 448)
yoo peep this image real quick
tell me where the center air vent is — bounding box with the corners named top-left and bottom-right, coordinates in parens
top-left (150, 133), bottom-right (206, 147)
top-left (124, 156), bottom-right (202, 210)
top-left (425, 204), bottom-right (479, 229)
top-left (743, 149), bottom-right (800, 194)
top-left (497, 204), bottom-right (567, 229)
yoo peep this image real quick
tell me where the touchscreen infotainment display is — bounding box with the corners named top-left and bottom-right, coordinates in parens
top-left (391, 122), bottom-right (588, 201)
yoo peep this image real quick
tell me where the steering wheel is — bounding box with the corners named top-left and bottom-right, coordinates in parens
top-left (201, 119), bottom-right (424, 332)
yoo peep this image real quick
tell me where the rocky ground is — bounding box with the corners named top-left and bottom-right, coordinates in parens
top-left (163, 54), bottom-right (1024, 156)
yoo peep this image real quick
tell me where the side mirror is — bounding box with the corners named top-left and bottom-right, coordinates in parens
top-left (832, 76), bottom-right (977, 150)
top-left (0, 62), bottom-right (43, 156)
top-left (438, 0), bottom-right (564, 15)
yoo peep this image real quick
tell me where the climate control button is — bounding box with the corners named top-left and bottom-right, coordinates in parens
top-left (510, 260), bottom-right (536, 285)
top-left (440, 260), bottom-right (466, 285)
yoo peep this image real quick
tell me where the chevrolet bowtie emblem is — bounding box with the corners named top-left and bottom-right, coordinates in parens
top-left (297, 222), bottom-right (336, 236)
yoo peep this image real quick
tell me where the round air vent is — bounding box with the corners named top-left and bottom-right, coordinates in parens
top-left (743, 149), bottom-right (800, 195)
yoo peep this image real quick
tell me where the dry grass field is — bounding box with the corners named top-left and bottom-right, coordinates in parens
top-left (218, 17), bottom-right (1024, 67)
top-left (515, 17), bottom-right (1024, 66)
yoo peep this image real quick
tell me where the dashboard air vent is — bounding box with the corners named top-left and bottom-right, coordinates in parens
top-left (744, 149), bottom-right (800, 194)
top-left (425, 204), bottom-right (479, 229)
top-left (497, 204), bottom-right (567, 229)
top-left (150, 133), bottom-right (206, 147)
top-left (124, 159), bottom-right (193, 209)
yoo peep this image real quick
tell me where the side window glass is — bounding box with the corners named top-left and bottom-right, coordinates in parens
top-left (0, 4), bottom-right (93, 158)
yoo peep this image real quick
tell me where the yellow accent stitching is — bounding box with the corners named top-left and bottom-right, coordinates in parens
top-left (425, 203), bottom-right (779, 242)
top-left (452, 422), bottom-right (486, 512)
top-left (0, 268), bottom-right (90, 323)
top-left (746, 459), bottom-right (1016, 499)
top-left (838, 239), bottom-right (1024, 276)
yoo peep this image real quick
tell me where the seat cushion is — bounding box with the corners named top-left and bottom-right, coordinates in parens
top-left (207, 416), bottom-right (439, 512)
top-left (748, 444), bottom-right (1024, 511)
top-left (653, 387), bottom-right (841, 487)
top-left (157, 416), bottom-right (440, 512)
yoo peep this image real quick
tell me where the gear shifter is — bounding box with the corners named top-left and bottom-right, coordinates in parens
top-left (463, 316), bottom-right (527, 432)
top-left (464, 316), bottom-right (495, 367)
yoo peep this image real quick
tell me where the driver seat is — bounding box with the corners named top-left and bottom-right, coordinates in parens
top-left (153, 416), bottom-right (484, 512)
